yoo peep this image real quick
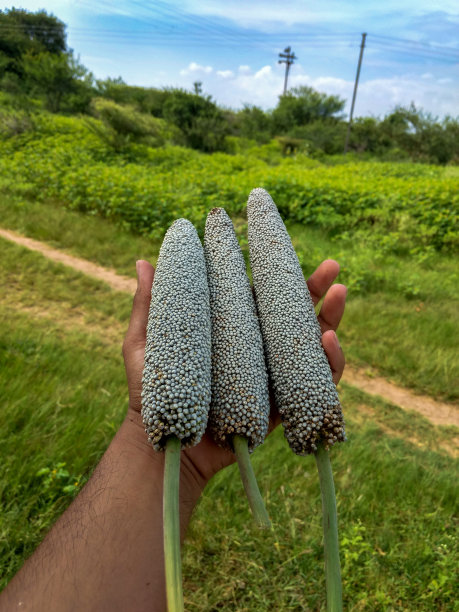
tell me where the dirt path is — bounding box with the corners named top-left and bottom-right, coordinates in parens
top-left (0, 228), bottom-right (137, 293)
top-left (342, 368), bottom-right (458, 428)
top-left (2, 226), bottom-right (458, 429)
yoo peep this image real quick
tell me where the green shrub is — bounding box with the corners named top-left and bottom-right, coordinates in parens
top-left (0, 111), bottom-right (457, 256)
top-left (0, 108), bottom-right (34, 137)
top-left (86, 98), bottom-right (178, 151)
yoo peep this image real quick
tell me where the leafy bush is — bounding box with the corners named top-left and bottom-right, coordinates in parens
top-left (0, 108), bottom-right (34, 137)
top-left (95, 77), bottom-right (169, 116)
top-left (87, 98), bottom-right (178, 151)
top-left (234, 104), bottom-right (272, 143)
top-left (272, 86), bottom-right (346, 133)
top-left (0, 111), bottom-right (457, 256)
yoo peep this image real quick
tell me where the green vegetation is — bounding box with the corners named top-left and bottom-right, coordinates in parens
top-left (185, 390), bottom-right (458, 611)
top-left (1, 7), bottom-right (458, 162)
top-left (0, 112), bottom-right (456, 252)
top-left (1, 7), bottom-right (458, 609)
top-left (0, 108), bottom-right (457, 400)
top-left (1, 149), bottom-right (457, 403)
top-left (0, 239), bottom-right (457, 610)
top-left (0, 241), bottom-right (130, 584)
top-left (0, 192), bottom-right (158, 276)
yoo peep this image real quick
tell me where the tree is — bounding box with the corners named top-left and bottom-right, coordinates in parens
top-left (272, 85), bottom-right (345, 133)
top-left (0, 8), bottom-right (66, 78)
top-left (0, 8), bottom-right (94, 112)
top-left (379, 104), bottom-right (457, 163)
top-left (236, 104), bottom-right (272, 142)
top-left (22, 51), bottom-right (93, 113)
top-left (348, 117), bottom-right (383, 153)
top-left (162, 88), bottom-right (228, 152)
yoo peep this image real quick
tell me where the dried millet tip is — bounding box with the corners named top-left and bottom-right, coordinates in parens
top-left (247, 188), bottom-right (346, 455)
top-left (204, 207), bottom-right (270, 452)
top-left (141, 218), bottom-right (211, 451)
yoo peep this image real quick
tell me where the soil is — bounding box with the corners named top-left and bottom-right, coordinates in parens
top-left (0, 228), bottom-right (136, 293)
top-left (2, 226), bottom-right (458, 430)
top-left (342, 367), bottom-right (459, 428)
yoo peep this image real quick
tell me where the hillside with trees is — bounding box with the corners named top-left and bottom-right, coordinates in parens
top-left (0, 7), bottom-right (458, 164)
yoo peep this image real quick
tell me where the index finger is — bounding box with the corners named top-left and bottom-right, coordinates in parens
top-left (307, 259), bottom-right (340, 306)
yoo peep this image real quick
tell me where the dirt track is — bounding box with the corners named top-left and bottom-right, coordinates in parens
top-left (2, 226), bottom-right (458, 429)
top-left (0, 228), bottom-right (136, 293)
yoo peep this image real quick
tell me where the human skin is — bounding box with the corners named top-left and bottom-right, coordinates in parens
top-left (0, 259), bottom-right (346, 612)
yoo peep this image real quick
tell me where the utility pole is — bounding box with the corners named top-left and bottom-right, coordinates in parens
top-left (344, 32), bottom-right (367, 154)
top-left (278, 46), bottom-right (297, 95)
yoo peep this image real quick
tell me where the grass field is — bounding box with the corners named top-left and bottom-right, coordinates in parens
top-left (1, 111), bottom-right (458, 609)
top-left (1, 200), bottom-right (458, 610)
top-left (1, 192), bottom-right (457, 402)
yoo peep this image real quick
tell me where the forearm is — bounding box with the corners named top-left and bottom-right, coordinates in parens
top-left (1, 413), bottom-right (206, 612)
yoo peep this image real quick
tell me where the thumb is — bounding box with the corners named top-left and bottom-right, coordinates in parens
top-left (124, 260), bottom-right (155, 351)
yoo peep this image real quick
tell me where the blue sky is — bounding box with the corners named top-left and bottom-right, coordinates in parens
top-left (5, 0), bottom-right (459, 117)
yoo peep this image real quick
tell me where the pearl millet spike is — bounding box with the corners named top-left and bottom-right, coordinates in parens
top-left (141, 218), bottom-right (211, 612)
top-left (247, 188), bottom-right (345, 455)
top-left (204, 207), bottom-right (270, 528)
top-left (247, 188), bottom-right (345, 612)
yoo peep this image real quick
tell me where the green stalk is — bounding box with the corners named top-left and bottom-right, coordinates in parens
top-left (233, 434), bottom-right (271, 529)
top-left (163, 436), bottom-right (184, 612)
top-left (315, 443), bottom-right (343, 612)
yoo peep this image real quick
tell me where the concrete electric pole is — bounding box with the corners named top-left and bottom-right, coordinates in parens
top-left (344, 32), bottom-right (367, 153)
top-left (278, 46), bottom-right (297, 95)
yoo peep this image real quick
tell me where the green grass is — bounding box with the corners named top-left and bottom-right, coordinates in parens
top-left (0, 242), bottom-right (134, 584)
top-left (0, 193), bottom-right (159, 276)
top-left (0, 236), bottom-right (133, 324)
top-left (183, 385), bottom-right (458, 611)
top-left (0, 240), bottom-right (457, 610)
top-left (343, 295), bottom-right (458, 402)
top-left (0, 311), bottom-right (128, 587)
top-left (288, 223), bottom-right (459, 402)
top-left (3, 193), bottom-right (457, 402)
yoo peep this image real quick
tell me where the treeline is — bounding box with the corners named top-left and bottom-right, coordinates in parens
top-left (1, 8), bottom-right (458, 164)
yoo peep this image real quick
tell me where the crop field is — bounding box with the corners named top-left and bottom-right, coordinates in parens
top-left (1, 111), bottom-right (458, 610)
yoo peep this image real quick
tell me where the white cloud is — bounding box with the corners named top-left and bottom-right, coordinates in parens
top-left (216, 69), bottom-right (234, 78)
top-left (186, 61), bottom-right (459, 117)
top-left (254, 65), bottom-right (272, 79)
top-left (238, 65), bottom-right (251, 74)
top-left (179, 62), bottom-right (213, 76)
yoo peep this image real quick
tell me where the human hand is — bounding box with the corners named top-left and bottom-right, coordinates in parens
top-left (122, 258), bottom-right (346, 493)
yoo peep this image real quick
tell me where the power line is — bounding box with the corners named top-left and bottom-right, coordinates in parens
top-left (370, 32), bottom-right (459, 54)
top-left (369, 39), bottom-right (459, 62)
top-left (1, 18), bottom-right (458, 63)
